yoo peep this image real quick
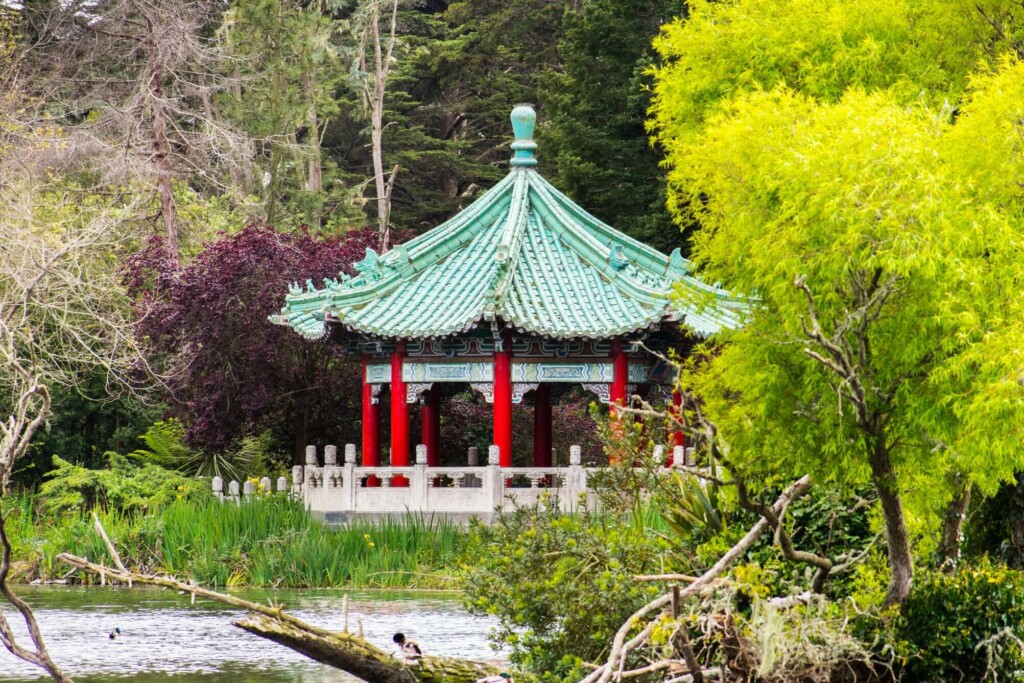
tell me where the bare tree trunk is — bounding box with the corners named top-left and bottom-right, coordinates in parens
top-left (0, 513), bottom-right (73, 683)
top-left (938, 482), bottom-right (971, 575)
top-left (0, 332), bottom-right (68, 681)
top-left (146, 17), bottom-right (180, 262)
top-left (305, 72), bottom-right (323, 194)
top-left (869, 443), bottom-right (913, 605)
top-left (368, 0), bottom-right (400, 252)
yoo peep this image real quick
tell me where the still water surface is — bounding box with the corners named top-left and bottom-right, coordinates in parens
top-left (0, 587), bottom-right (502, 682)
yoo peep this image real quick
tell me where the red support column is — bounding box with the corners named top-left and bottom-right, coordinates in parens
top-left (668, 390), bottom-right (684, 467)
top-left (609, 338), bottom-right (629, 464)
top-left (390, 340), bottom-right (409, 485)
top-left (533, 384), bottom-right (552, 467)
top-left (422, 385), bottom-right (441, 467)
top-left (361, 356), bottom-right (381, 482)
top-left (493, 330), bottom-right (513, 467)
top-left (610, 338), bottom-right (628, 411)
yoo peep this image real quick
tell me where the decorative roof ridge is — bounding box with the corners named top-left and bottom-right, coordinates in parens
top-left (486, 171), bottom-right (531, 316)
top-left (527, 176), bottom-right (669, 306)
top-left (538, 176), bottom-right (687, 275)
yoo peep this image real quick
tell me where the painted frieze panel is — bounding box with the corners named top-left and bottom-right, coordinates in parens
top-left (366, 363), bottom-right (390, 383)
top-left (402, 362), bottom-right (493, 383)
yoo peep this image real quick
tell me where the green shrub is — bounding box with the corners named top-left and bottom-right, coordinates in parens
top-left (462, 502), bottom-right (676, 680)
top-left (897, 563), bottom-right (1024, 682)
top-left (38, 453), bottom-right (205, 514)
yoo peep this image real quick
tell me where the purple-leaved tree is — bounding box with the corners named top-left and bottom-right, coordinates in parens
top-left (126, 226), bottom-right (391, 463)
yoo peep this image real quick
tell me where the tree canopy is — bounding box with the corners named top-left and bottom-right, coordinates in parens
top-left (652, 0), bottom-right (1024, 602)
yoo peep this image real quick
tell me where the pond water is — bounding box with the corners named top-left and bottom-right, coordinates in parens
top-left (0, 586), bottom-right (503, 682)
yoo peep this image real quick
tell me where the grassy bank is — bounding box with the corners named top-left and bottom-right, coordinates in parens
top-left (5, 493), bottom-right (466, 589)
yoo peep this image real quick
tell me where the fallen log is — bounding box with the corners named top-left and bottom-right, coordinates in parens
top-left (236, 613), bottom-right (499, 683)
top-left (57, 548), bottom-right (503, 683)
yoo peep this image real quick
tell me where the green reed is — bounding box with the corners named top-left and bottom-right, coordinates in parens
top-left (9, 492), bottom-right (466, 589)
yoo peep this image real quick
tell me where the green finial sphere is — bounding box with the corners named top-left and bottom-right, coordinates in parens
top-left (510, 104), bottom-right (538, 167)
top-left (510, 104), bottom-right (536, 141)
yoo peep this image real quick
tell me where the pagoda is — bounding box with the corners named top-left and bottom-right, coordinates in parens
top-left (273, 105), bottom-right (743, 471)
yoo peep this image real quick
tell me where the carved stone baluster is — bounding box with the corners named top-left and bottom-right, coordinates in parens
top-left (381, 473), bottom-right (394, 488)
top-left (527, 471), bottom-right (544, 489)
top-left (453, 472), bottom-right (467, 488)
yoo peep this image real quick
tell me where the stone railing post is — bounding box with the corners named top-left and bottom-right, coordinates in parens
top-left (276, 477), bottom-right (288, 494)
top-left (483, 445), bottom-right (503, 512)
top-left (466, 447), bottom-right (480, 487)
top-left (342, 444), bottom-right (357, 511)
top-left (260, 476), bottom-right (272, 495)
top-left (323, 444), bottom-right (341, 503)
top-left (673, 445), bottom-right (686, 468)
top-left (652, 445), bottom-right (665, 467)
top-left (305, 445), bottom-right (318, 466)
top-left (411, 445), bottom-right (429, 512)
top-left (565, 445), bottom-right (584, 512)
top-left (228, 480), bottom-right (240, 504)
top-left (243, 480), bottom-right (255, 499)
top-left (291, 465), bottom-right (303, 499)
top-left (212, 476), bottom-right (223, 501)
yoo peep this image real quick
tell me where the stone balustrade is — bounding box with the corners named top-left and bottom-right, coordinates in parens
top-left (212, 443), bottom-right (697, 524)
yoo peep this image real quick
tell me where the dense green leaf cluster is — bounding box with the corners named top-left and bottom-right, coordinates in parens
top-left (462, 504), bottom-right (672, 679)
top-left (897, 563), bottom-right (1024, 681)
top-left (38, 454), bottom-right (205, 516)
top-left (651, 0), bottom-right (1024, 600)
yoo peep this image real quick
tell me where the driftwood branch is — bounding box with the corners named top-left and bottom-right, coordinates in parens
top-left (0, 510), bottom-right (73, 683)
top-left (57, 548), bottom-right (502, 683)
top-left (580, 475), bottom-right (813, 683)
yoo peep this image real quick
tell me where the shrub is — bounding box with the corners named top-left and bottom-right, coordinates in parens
top-left (896, 562), bottom-right (1024, 682)
top-left (38, 453), bottom-right (205, 515)
top-left (462, 502), bottom-right (676, 680)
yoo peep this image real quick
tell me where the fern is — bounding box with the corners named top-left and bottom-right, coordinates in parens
top-left (131, 419), bottom-right (254, 481)
top-left (131, 419), bottom-right (192, 468)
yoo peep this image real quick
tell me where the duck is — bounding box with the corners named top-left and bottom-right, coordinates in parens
top-left (108, 628), bottom-right (121, 640)
top-left (392, 632), bottom-right (423, 662)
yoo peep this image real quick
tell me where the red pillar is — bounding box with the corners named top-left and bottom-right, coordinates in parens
top-left (609, 338), bottom-right (629, 465)
top-left (668, 390), bottom-right (684, 466)
top-left (533, 384), bottom-right (552, 467)
top-left (390, 340), bottom-right (409, 485)
top-left (422, 385), bottom-right (441, 467)
top-left (361, 355), bottom-right (380, 467)
top-left (493, 330), bottom-right (513, 467)
top-left (610, 338), bottom-right (628, 411)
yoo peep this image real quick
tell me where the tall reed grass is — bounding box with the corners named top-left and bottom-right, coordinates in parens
top-left (7, 492), bottom-right (466, 589)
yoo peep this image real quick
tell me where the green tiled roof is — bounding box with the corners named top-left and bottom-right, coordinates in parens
top-left (274, 106), bottom-right (745, 341)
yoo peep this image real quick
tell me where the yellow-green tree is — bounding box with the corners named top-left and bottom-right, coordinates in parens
top-left (651, 0), bottom-right (1024, 604)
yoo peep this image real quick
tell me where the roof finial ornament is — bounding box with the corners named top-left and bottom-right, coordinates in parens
top-left (509, 104), bottom-right (537, 168)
